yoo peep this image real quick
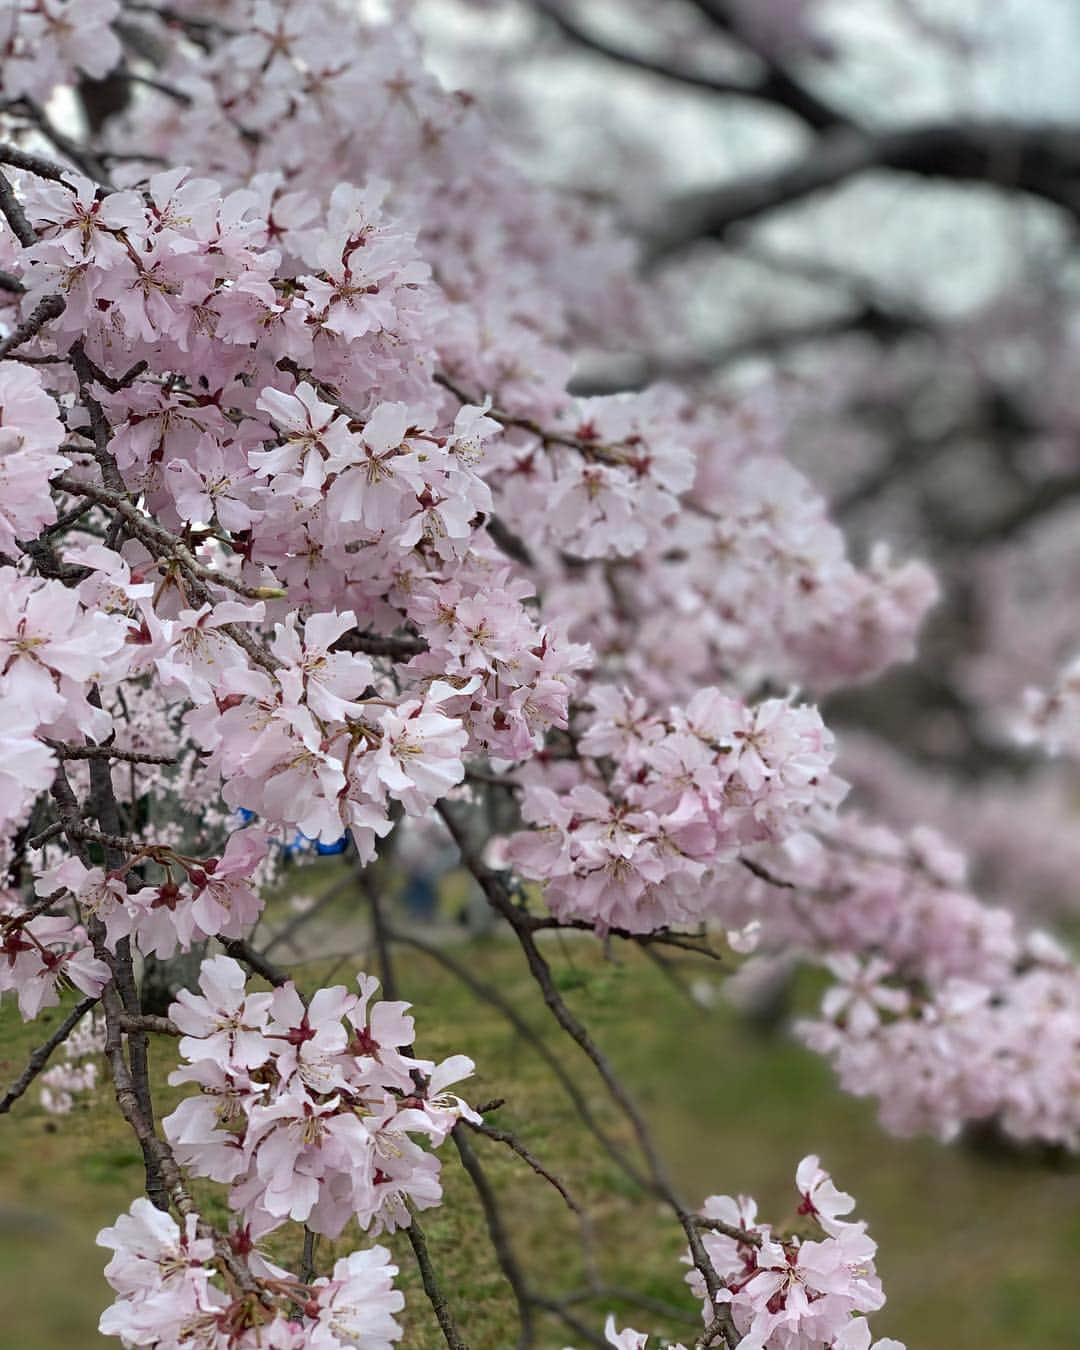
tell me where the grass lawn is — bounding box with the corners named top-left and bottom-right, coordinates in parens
top-left (1, 918), bottom-right (1078, 1348)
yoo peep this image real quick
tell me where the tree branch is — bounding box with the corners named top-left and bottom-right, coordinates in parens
top-left (652, 121), bottom-right (1080, 256)
top-left (436, 802), bottom-right (740, 1347)
top-left (0, 167), bottom-right (37, 247)
top-left (45, 740), bottom-right (178, 766)
top-left (686, 0), bottom-right (845, 131)
top-left (528, 0), bottom-right (809, 112)
top-left (219, 937), bottom-right (289, 988)
top-left (0, 293), bottom-right (66, 360)
top-left (403, 1204), bottom-right (470, 1350)
top-left (0, 996), bottom-right (99, 1114)
top-left (331, 630), bottom-right (428, 660)
top-left (452, 1126), bottom-right (535, 1349)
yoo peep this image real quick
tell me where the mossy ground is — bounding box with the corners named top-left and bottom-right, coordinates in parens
top-left (1, 876), bottom-right (1078, 1348)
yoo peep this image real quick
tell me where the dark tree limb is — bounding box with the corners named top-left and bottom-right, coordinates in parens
top-left (0, 293), bottom-right (66, 360)
top-left (530, 0), bottom-right (789, 105)
top-left (571, 300), bottom-right (923, 394)
top-left (86, 701), bottom-right (167, 1210)
top-left (652, 121), bottom-right (1080, 257)
top-left (220, 937), bottom-right (289, 988)
top-left (0, 167), bottom-right (37, 247)
top-left (45, 741), bottom-right (177, 766)
top-left (530, 0), bottom-right (846, 131)
top-left (331, 630), bottom-right (428, 660)
top-left (0, 140), bottom-right (76, 186)
top-left (686, 0), bottom-right (847, 131)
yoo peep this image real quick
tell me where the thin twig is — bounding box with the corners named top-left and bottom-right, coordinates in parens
top-left (437, 802), bottom-right (741, 1347)
top-left (452, 1126), bottom-right (535, 1349)
top-left (0, 996), bottom-right (99, 1114)
top-left (384, 925), bottom-right (650, 1191)
top-left (403, 1204), bottom-right (469, 1350)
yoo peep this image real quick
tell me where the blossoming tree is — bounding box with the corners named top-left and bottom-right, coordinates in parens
top-left (0, 2), bottom-right (1075, 1347)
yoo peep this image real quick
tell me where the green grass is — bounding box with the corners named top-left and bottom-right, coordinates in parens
top-left (1, 931), bottom-right (1078, 1348)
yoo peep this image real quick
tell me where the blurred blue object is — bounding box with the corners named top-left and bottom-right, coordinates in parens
top-left (280, 831), bottom-right (306, 857)
top-left (403, 871), bottom-right (437, 922)
top-left (232, 808), bottom-right (346, 856)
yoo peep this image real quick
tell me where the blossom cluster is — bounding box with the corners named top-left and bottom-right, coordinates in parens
top-left (735, 820), bottom-right (1080, 1146)
top-left (542, 397), bottom-right (937, 706)
top-left (577, 1157), bottom-right (903, 1350)
top-left (509, 685), bottom-right (845, 932)
top-left (32, 828), bottom-right (268, 960)
top-left (0, 0), bottom-right (122, 100)
top-left (98, 1196), bottom-right (404, 1349)
top-left (492, 386), bottom-right (697, 559)
top-left (0, 556), bottom-right (134, 835)
top-left (0, 886), bottom-right (110, 1020)
top-left (163, 956), bottom-right (477, 1239)
top-left (0, 1), bottom-right (1062, 1345)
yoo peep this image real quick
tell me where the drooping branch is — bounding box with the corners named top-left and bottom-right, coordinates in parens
top-left (384, 925), bottom-right (652, 1192)
top-left (452, 1126), bottom-right (536, 1349)
top-left (402, 1205), bottom-right (470, 1350)
top-left (0, 995), bottom-right (99, 1115)
top-left (356, 865), bottom-right (400, 1001)
top-left (436, 802), bottom-right (740, 1348)
top-left (468, 1118), bottom-right (588, 1220)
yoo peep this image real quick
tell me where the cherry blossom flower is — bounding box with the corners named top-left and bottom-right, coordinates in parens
top-left (308, 1248), bottom-right (405, 1349)
top-left (97, 1197), bottom-right (214, 1300)
top-left (170, 954), bottom-right (273, 1070)
top-left (0, 362), bottom-right (69, 553)
top-left (0, 913), bottom-right (111, 1020)
top-left (819, 955), bottom-right (910, 1038)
